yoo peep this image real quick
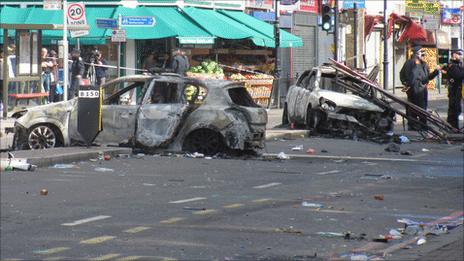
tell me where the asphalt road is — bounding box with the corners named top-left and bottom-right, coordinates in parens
top-left (1, 138), bottom-right (463, 261)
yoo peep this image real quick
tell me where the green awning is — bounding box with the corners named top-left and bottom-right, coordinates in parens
top-left (0, 6), bottom-right (114, 45)
top-left (219, 10), bottom-right (303, 48)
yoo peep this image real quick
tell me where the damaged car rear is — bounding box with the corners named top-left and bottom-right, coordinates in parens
top-left (283, 65), bottom-right (395, 138)
top-left (13, 74), bottom-right (267, 155)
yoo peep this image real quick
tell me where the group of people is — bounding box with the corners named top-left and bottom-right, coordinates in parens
top-left (142, 49), bottom-right (190, 75)
top-left (400, 45), bottom-right (463, 130)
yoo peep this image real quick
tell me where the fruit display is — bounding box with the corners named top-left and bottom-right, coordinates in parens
top-left (228, 72), bottom-right (274, 107)
top-left (186, 59), bottom-right (224, 79)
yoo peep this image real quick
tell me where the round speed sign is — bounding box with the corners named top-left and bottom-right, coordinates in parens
top-left (68, 3), bottom-right (84, 21)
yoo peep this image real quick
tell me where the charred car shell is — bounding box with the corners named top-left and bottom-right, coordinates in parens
top-left (13, 74), bottom-right (267, 155)
top-left (283, 66), bottom-right (394, 136)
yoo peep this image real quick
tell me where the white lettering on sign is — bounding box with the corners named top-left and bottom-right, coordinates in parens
top-left (79, 90), bottom-right (100, 98)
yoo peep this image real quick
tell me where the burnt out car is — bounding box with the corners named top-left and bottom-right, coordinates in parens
top-left (283, 65), bottom-right (394, 136)
top-left (13, 74), bottom-right (267, 155)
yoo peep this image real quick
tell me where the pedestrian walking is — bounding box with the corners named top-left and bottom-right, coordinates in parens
top-left (443, 49), bottom-right (464, 129)
top-left (400, 45), bottom-right (440, 130)
top-left (94, 50), bottom-right (108, 87)
top-left (170, 49), bottom-right (189, 75)
top-left (70, 49), bottom-right (84, 99)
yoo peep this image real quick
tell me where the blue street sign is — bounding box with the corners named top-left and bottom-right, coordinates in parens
top-left (96, 18), bottom-right (118, 29)
top-left (343, 0), bottom-right (365, 9)
top-left (121, 16), bottom-right (155, 27)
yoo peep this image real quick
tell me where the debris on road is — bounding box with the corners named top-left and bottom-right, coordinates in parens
top-left (118, 153), bottom-right (131, 158)
top-left (385, 143), bottom-right (400, 152)
top-left (317, 232), bottom-right (345, 238)
top-left (421, 148), bottom-right (430, 152)
top-left (306, 148), bottom-right (316, 155)
top-left (400, 150), bottom-right (413, 156)
top-left (417, 237), bottom-right (427, 245)
top-left (398, 135), bottom-right (410, 144)
top-left (276, 227), bottom-right (303, 235)
top-left (374, 195), bottom-right (385, 200)
top-left (185, 152), bottom-right (205, 158)
top-left (291, 145), bottom-right (303, 151)
top-left (40, 189), bottom-right (48, 196)
top-left (103, 154), bottom-right (111, 160)
top-left (277, 152), bottom-right (290, 160)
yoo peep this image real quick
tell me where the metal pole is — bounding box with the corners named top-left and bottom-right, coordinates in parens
top-left (118, 14), bottom-right (122, 77)
top-left (353, 2), bottom-right (358, 68)
top-left (274, 0), bottom-right (281, 108)
top-left (334, 0), bottom-right (339, 61)
top-left (63, 0), bottom-right (69, 101)
top-left (383, 0), bottom-right (388, 90)
top-left (392, 25), bottom-right (396, 94)
top-left (2, 30), bottom-right (8, 118)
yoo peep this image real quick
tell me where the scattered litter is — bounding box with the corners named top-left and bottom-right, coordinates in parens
top-left (374, 195), bottom-right (385, 201)
top-left (118, 154), bottom-right (131, 158)
top-left (104, 154), bottom-right (111, 160)
top-left (183, 206), bottom-right (206, 211)
top-left (417, 237), bottom-right (427, 245)
top-left (98, 151), bottom-right (104, 160)
top-left (89, 158), bottom-right (98, 162)
top-left (381, 175), bottom-right (392, 180)
top-left (1, 157), bottom-right (37, 171)
top-left (143, 183), bottom-right (156, 186)
top-left (399, 135), bottom-right (410, 143)
top-left (389, 229), bottom-right (402, 239)
top-left (350, 254), bottom-right (368, 261)
top-left (302, 202), bottom-right (324, 208)
top-left (344, 232), bottom-right (367, 240)
top-left (317, 232), bottom-right (345, 238)
top-left (135, 153), bottom-right (145, 159)
top-left (94, 167), bottom-right (114, 172)
top-left (421, 148), bottom-right (430, 152)
top-left (334, 159), bottom-right (346, 163)
top-left (277, 152), bottom-right (290, 160)
top-left (205, 156), bottom-right (213, 160)
top-left (321, 149), bottom-right (328, 153)
top-left (400, 150), bottom-right (413, 156)
top-left (276, 227), bottom-right (303, 234)
top-left (185, 152), bottom-right (205, 158)
top-left (50, 164), bottom-right (77, 169)
top-left (306, 148), bottom-right (316, 155)
top-left (40, 189), bottom-right (48, 196)
top-left (385, 143), bottom-right (400, 152)
top-left (291, 145), bottom-right (303, 151)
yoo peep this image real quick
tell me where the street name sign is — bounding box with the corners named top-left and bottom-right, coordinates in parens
top-left (96, 18), bottom-right (118, 29)
top-left (111, 29), bottom-right (126, 42)
top-left (43, 0), bottom-right (62, 10)
top-left (121, 16), bottom-right (155, 27)
top-left (67, 2), bottom-right (89, 37)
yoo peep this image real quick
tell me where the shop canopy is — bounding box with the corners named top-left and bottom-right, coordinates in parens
top-left (0, 6), bottom-right (113, 44)
top-left (113, 6), bottom-right (215, 44)
top-left (181, 7), bottom-right (302, 48)
top-left (219, 10), bottom-right (303, 48)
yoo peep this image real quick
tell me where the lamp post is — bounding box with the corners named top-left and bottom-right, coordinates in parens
top-left (383, 0), bottom-right (388, 90)
top-left (274, 0), bottom-right (281, 108)
top-left (63, 0), bottom-right (69, 101)
top-left (334, 0), bottom-right (339, 61)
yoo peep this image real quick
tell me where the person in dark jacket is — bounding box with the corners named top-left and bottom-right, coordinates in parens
top-left (443, 49), bottom-right (464, 129)
top-left (170, 49), bottom-right (189, 75)
top-left (70, 49), bottom-right (85, 99)
top-left (400, 45), bottom-right (440, 130)
top-left (94, 51), bottom-right (108, 87)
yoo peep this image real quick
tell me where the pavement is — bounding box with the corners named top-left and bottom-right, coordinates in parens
top-left (0, 88), bottom-right (461, 168)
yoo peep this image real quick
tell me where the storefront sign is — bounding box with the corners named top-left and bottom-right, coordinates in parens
top-left (185, 0), bottom-right (245, 10)
top-left (343, 0), bottom-right (365, 9)
top-left (43, 0), bottom-right (62, 10)
top-left (423, 1), bottom-right (440, 15)
top-left (252, 11), bottom-right (275, 21)
top-left (67, 2), bottom-right (89, 37)
top-left (299, 0), bottom-right (318, 13)
top-left (405, 0), bottom-right (425, 12)
top-left (178, 37), bottom-right (215, 44)
top-left (111, 29), bottom-right (126, 42)
top-left (246, 0), bottom-right (273, 10)
top-left (280, 0), bottom-right (300, 14)
top-left (441, 8), bottom-right (461, 25)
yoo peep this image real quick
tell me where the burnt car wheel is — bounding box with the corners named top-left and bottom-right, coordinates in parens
top-left (27, 125), bottom-right (58, 150)
top-left (306, 107), bottom-right (320, 131)
top-left (183, 129), bottom-right (224, 156)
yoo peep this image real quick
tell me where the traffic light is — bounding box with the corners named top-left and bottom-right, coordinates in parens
top-left (321, 4), bottom-right (332, 32)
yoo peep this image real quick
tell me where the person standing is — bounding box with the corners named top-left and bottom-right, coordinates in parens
top-left (70, 49), bottom-right (84, 99)
top-left (444, 49), bottom-right (464, 129)
top-left (41, 48), bottom-right (54, 103)
top-left (94, 50), bottom-right (108, 87)
top-left (170, 49), bottom-right (189, 75)
top-left (48, 50), bottom-right (60, 102)
top-left (400, 45), bottom-right (440, 130)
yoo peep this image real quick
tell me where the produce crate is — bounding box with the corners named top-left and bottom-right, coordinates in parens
top-left (186, 72), bottom-right (225, 80)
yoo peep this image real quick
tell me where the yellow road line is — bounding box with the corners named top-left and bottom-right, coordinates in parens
top-left (223, 203), bottom-right (244, 209)
top-left (193, 209), bottom-right (217, 215)
top-left (160, 217), bottom-right (184, 224)
top-left (90, 253), bottom-right (121, 261)
top-left (252, 198), bottom-right (272, 203)
top-left (80, 236), bottom-right (115, 245)
top-left (123, 226), bottom-right (151, 233)
top-left (33, 247), bottom-right (70, 255)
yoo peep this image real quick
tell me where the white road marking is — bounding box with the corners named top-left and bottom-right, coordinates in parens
top-left (169, 197), bottom-right (206, 204)
top-left (253, 182), bottom-right (281, 189)
top-left (316, 170), bottom-right (341, 176)
top-left (61, 215), bottom-right (111, 226)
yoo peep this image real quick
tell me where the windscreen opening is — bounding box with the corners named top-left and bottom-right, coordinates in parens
top-left (228, 87), bottom-right (260, 108)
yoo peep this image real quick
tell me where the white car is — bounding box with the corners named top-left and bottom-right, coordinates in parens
top-left (283, 65), bottom-right (394, 136)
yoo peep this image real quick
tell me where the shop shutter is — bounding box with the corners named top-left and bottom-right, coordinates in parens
top-left (292, 24), bottom-right (316, 79)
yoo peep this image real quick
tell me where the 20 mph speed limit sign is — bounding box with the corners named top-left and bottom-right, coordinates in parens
top-left (67, 2), bottom-right (89, 37)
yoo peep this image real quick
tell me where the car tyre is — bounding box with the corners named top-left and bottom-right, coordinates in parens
top-left (282, 103), bottom-right (289, 125)
top-left (183, 129), bottom-right (224, 156)
top-left (306, 107), bottom-right (320, 132)
top-left (27, 124), bottom-right (58, 150)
